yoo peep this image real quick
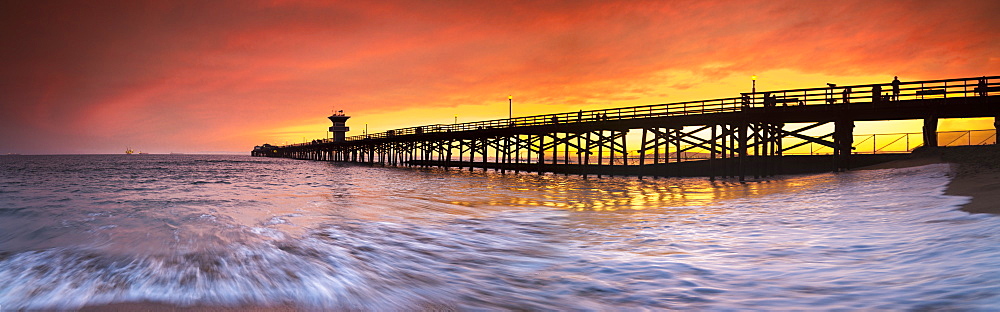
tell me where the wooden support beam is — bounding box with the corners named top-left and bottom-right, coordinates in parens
top-left (923, 117), bottom-right (939, 148)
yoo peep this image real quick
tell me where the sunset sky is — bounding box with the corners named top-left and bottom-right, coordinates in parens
top-left (1, 0), bottom-right (997, 154)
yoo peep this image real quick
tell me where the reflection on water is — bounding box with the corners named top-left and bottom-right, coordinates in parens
top-left (0, 155), bottom-right (998, 310)
top-left (394, 167), bottom-right (832, 213)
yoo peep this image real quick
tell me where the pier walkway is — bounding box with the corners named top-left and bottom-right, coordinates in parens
top-left (253, 76), bottom-right (999, 180)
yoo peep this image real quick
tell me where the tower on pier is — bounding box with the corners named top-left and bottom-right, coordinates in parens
top-left (328, 110), bottom-right (350, 142)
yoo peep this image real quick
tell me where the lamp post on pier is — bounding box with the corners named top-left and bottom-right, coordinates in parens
top-left (751, 75), bottom-right (756, 94)
top-left (508, 95), bottom-right (512, 119)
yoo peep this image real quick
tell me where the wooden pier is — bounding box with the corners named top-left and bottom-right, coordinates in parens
top-left (253, 76), bottom-right (1000, 180)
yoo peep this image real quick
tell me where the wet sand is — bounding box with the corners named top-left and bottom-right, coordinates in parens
top-left (939, 145), bottom-right (1000, 214)
top-left (859, 145), bottom-right (1000, 214)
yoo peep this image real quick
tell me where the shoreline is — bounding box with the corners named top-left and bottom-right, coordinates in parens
top-left (939, 146), bottom-right (1000, 214)
top-left (858, 145), bottom-right (1000, 214)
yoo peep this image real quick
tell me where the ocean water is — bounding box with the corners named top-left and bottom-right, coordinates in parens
top-left (0, 154), bottom-right (998, 310)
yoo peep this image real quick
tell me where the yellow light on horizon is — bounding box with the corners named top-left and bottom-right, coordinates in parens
top-left (509, 95), bottom-right (512, 100)
top-left (751, 75), bottom-right (757, 81)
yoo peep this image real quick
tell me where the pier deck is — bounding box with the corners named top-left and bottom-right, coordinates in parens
top-left (254, 76), bottom-right (999, 180)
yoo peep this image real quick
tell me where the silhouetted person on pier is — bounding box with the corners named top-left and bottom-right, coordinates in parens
top-left (763, 92), bottom-right (774, 108)
top-left (872, 85), bottom-right (882, 102)
top-left (551, 116), bottom-right (559, 124)
top-left (578, 110), bottom-right (583, 121)
top-left (842, 87), bottom-right (851, 104)
top-left (978, 76), bottom-right (988, 97)
top-left (891, 76), bottom-right (901, 101)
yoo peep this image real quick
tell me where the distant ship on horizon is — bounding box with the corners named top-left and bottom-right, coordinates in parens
top-left (125, 147), bottom-right (148, 155)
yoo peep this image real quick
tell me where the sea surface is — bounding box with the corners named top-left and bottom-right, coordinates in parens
top-left (0, 154), bottom-right (998, 310)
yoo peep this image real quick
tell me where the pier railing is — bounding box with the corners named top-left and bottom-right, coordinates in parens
top-left (324, 76), bottom-right (995, 144)
top-left (337, 96), bottom-right (748, 142)
top-left (274, 76), bottom-right (996, 150)
top-left (786, 129), bottom-right (998, 155)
